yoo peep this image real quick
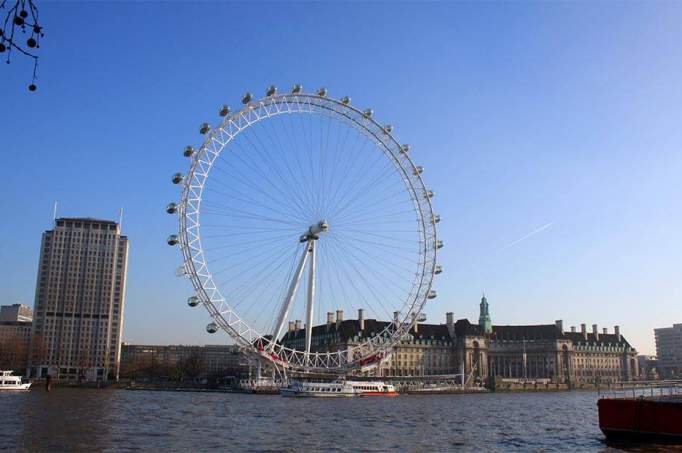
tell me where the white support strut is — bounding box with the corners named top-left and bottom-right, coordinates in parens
top-left (305, 240), bottom-right (316, 360)
top-left (271, 240), bottom-right (311, 347)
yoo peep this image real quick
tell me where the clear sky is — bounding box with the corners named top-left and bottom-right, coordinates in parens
top-left (3, 1), bottom-right (681, 355)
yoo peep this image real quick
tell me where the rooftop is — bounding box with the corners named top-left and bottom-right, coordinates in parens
top-left (55, 217), bottom-right (118, 225)
top-left (280, 315), bottom-right (633, 348)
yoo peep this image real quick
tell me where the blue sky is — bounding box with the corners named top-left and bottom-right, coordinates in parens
top-left (2, 2), bottom-right (681, 354)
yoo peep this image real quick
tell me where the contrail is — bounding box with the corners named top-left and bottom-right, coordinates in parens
top-left (494, 222), bottom-right (554, 254)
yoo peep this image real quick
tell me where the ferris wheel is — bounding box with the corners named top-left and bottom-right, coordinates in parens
top-left (167, 84), bottom-right (441, 374)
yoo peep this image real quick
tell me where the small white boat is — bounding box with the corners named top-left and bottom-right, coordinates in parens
top-left (280, 380), bottom-right (398, 397)
top-left (0, 371), bottom-right (31, 391)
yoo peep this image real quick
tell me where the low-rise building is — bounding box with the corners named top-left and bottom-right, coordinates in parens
top-left (637, 355), bottom-right (658, 380)
top-left (655, 324), bottom-right (682, 379)
top-left (0, 304), bottom-right (33, 371)
top-left (120, 343), bottom-right (247, 382)
top-left (0, 304), bottom-right (33, 322)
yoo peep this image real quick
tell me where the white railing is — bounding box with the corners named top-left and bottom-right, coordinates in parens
top-left (597, 379), bottom-right (682, 399)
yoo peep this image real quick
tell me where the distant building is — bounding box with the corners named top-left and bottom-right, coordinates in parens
top-left (655, 324), bottom-right (682, 379)
top-left (281, 297), bottom-right (639, 384)
top-left (0, 304), bottom-right (33, 322)
top-left (0, 304), bottom-right (33, 371)
top-left (120, 344), bottom-right (247, 382)
top-left (29, 218), bottom-right (129, 382)
top-left (637, 355), bottom-right (658, 380)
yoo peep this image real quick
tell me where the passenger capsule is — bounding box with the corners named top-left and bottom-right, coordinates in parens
top-left (242, 92), bottom-right (253, 104)
top-left (436, 240), bottom-right (443, 249)
top-left (291, 84), bottom-right (303, 94)
top-left (206, 322), bottom-right (219, 334)
top-left (413, 166), bottom-right (423, 175)
top-left (172, 173), bottom-right (184, 184)
top-left (400, 144), bottom-right (411, 154)
top-left (435, 265), bottom-right (443, 274)
top-left (167, 235), bottom-right (179, 246)
top-left (187, 296), bottom-right (200, 307)
top-left (317, 87), bottom-right (327, 97)
top-left (362, 108), bottom-right (374, 119)
top-left (218, 105), bottom-right (230, 117)
top-left (266, 85), bottom-right (277, 97)
top-left (166, 202), bottom-right (178, 214)
top-left (199, 123), bottom-right (210, 134)
top-left (427, 290), bottom-right (437, 299)
top-left (341, 96), bottom-right (351, 105)
top-left (183, 146), bottom-right (195, 157)
top-left (432, 214), bottom-right (441, 224)
top-left (424, 189), bottom-right (434, 199)
top-left (383, 124), bottom-right (393, 134)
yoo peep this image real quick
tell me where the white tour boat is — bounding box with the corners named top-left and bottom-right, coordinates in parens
top-left (347, 380), bottom-right (398, 396)
top-left (280, 380), bottom-right (398, 397)
top-left (0, 371), bottom-right (31, 391)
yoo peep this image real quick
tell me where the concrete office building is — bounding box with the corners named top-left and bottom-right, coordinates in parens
top-left (29, 218), bottom-right (129, 382)
top-left (655, 323), bottom-right (682, 379)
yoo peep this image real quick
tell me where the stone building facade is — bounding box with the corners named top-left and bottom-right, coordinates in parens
top-left (280, 297), bottom-right (638, 384)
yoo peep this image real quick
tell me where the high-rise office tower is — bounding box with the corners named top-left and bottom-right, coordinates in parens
top-left (655, 324), bottom-right (682, 379)
top-left (30, 218), bottom-right (129, 381)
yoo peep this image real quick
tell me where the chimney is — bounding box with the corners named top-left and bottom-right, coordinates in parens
top-left (571, 326), bottom-right (576, 333)
top-left (411, 312), bottom-right (418, 333)
top-left (288, 321), bottom-right (295, 332)
top-left (295, 319), bottom-right (302, 331)
top-left (336, 309), bottom-right (343, 328)
top-left (581, 323), bottom-right (587, 340)
top-left (593, 324), bottom-right (599, 341)
top-left (327, 312), bottom-right (334, 330)
top-left (446, 312), bottom-right (454, 338)
top-left (358, 308), bottom-right (365, 331)
top-left (393, 311), bottom-right (400, 325)
top-left (614, 325), bottom-right (621, 341)
top-left (602, 327), bottom-right (607, 335)
top-left (555, 320), bottom-right (563, 334)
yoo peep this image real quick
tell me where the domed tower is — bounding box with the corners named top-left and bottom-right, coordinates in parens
top-left (479, 293), bottom-right (492, 334)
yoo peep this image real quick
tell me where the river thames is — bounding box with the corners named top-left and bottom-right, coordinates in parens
top-left (1, 389), bottom-right (680, 452)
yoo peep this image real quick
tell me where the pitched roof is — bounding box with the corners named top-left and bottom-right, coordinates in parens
top-left (281, 318), bottom-right (454, 344)
top-left (491, 324), bottom-right (563, 341)
top-left (563, 331), bottom-right (631, 348)
top-left (280, 317), bottom-right (633, 349)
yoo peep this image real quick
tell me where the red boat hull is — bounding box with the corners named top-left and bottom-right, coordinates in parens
top-left (598, 397), bottom-right (682, 442)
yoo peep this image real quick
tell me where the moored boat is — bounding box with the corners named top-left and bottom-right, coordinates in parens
top-left (598, 380), bottom-right (682, 443)
top-left (0, 371), bottom-right (31, 391)
top-left (347, 380), bottom-right (398, 396)
top-left (280, 379), bottom-right (398, 397)
top-left (281, 380), bottom-right (358, 397)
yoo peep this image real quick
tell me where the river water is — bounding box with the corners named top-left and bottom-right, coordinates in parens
top-left (1, 389), bottom-right (680, 452)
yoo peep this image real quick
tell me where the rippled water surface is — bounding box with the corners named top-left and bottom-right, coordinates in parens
top-left (1, 389), bottom-right (680, 452)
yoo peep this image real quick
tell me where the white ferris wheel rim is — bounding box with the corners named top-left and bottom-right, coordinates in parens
top-left (176, 88), bottom-right (439, 373)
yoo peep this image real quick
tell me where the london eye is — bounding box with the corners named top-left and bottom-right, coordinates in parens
top-left (167, 85), bottom-right (441, 374)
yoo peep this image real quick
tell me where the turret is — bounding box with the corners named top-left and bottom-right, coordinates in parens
top-left (478, 293), bottom-right (492, 334)
top-left (446, 312), bottom-right (455, 338)
top-left (555, 320), bottom-right (564, 334)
